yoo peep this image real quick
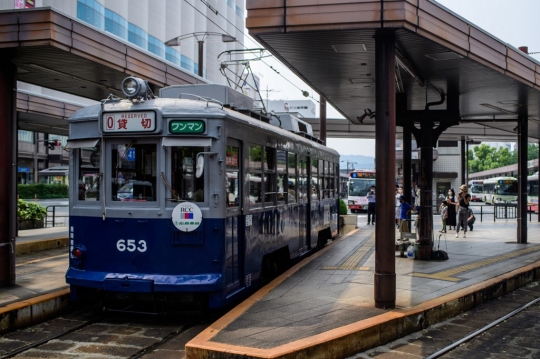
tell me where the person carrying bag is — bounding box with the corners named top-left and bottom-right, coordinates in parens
top-left (455, 184), bottom-right (471, 238)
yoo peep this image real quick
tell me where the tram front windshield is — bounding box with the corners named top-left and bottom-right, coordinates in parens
top-left (349, 179), bottom-right (376, 196)
top-left (112, 142), bottom-right (157, 202)
top-left (171, 146), bottom-right (205, 202)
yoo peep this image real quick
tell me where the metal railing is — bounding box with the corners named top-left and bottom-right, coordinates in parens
top-left (431, 202), bottom-right (538, 222)
top-left (45, 205), bottom-right (68, 227)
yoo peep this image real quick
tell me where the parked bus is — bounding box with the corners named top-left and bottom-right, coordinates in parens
top-left (482, 177), bottom-right (518, 204)
top-left (346, 170), bottom-right (375, 213)
top-left (467, 180), bottom-right (484, 202)
top-left (527, 172), bottom-right (539, 212)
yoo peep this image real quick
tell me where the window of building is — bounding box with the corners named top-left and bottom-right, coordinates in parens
top-left (227, 0), bottom-right (234, 8)
top-left (235, 5), bottom-right (243, 17)
top-left (166, 47), bottom-right (181, 66)
top-left (105, 9), bottom-right (128, 39)
top-left (18, 130), bottom-right (34, 143)
top-left (181, 55), bottom-right (195, 73)
top-left (128, 23), bottom-right (148, 49)
top-left (148, 35), bottom-right (165, 57)
top-left (77, 0), bottom-right (105, 30)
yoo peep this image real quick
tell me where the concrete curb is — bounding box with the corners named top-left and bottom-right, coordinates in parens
top-left (16, 236), bottom-right (69, 255)
top-left (0, 288), bottom-right (71, 335)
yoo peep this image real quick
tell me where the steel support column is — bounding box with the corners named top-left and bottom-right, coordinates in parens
top-left (460, 140), bottom-right (466, 186)
top-left (320, 97), bottom-right (327, 145)
top-left (0, 60), bottom-right (17, 287)
top-left (374, 30), bottom-right (396, 309)
top-left (417, 117), bottom-right (434, 260)
top-left (517, 114), bottom-right (528, 243)
top-left (198, 41), bottom-right (204, 77)
top-left (403, 127), bottom-right (412, 204)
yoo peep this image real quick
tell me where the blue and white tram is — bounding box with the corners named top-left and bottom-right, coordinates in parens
top-left (66, 78), bottom-right (340, 309)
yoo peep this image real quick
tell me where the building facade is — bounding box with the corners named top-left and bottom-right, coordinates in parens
top-left (2, 0), bottom-right (245, 184)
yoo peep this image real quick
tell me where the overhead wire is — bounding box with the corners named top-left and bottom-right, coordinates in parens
top-left (183, 0), bottom-right (319, 102)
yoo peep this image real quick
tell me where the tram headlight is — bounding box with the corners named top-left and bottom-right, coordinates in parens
top-left (121, 76), bottom-right (147, 99)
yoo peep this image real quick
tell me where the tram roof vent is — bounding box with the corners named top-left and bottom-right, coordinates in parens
top-left (269, 113), bottom-right (313, 136)
top-left (160, 84), bottom-right (254, 111)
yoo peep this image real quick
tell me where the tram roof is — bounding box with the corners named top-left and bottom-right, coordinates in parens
top-left (246, 0), bottom-right (540, 142)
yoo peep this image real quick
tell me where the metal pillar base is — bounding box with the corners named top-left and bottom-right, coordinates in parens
top-left (374, 272), bottom-right (396, 309)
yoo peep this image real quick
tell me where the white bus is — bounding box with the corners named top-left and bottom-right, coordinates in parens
top-left (467, 180), bottom-right (484, 202)
top-left (527, 172), bottom-right (539, 213)
top-left (347, 169), bottom-right (375, 213)
top-left (482, 177), bottom-right (518, 204)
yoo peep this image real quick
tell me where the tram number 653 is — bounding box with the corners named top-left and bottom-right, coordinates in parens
top-left (117, 239), bottom-right (147, 252)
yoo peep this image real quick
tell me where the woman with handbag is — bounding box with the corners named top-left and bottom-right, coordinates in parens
top-left (455, 184), bottom-right (471, 238)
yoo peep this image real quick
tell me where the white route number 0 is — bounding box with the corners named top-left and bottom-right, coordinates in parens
top-left (116, 239), bottom-right (147, 252)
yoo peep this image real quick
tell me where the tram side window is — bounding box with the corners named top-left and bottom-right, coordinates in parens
top-left (277, 150), bottom-right (287, 203)
top-left (170, 146), bottom-right (205, 202)
top-left (311, 159), bottom-right (319, 200)
top-left (226, 144), bottom-right (239, 207)
top-left (299, 156), bottom-right (307, 201)
top-left (78, 146), bottom-right (101, 201)
top-left (111, 142), bottom-right (157, 202)
top-left (264, 147), bottom-right (277, 205)
top-left (248, 145), bottom-right (262, 206)
top-left (287, 152), bottom-right (297, 203)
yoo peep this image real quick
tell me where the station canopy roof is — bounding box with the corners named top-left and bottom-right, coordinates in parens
top-left (246, 0), bottom-right (540, 142)
top-left (0, 7), bottom-right (202, 135)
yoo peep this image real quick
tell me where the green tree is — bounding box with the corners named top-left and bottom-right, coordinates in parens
top-left (468, 143), bottom-right (539, 173)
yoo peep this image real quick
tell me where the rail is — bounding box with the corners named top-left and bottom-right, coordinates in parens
top-left (45, 205), bottom-right (68, 227)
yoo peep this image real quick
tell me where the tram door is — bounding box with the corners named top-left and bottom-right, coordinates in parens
top-left (225, 141), bottom-right (243, 292)
top-left (298, 155), bottom-right (310, 254)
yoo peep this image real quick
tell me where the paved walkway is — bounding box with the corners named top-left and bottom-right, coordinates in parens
top-left (187, 218), bottom-right (540, 358)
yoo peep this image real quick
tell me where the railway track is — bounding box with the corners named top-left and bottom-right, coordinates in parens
top-left (0, 307), bottom-right (213, 359)
top-left (350, 281), bottom-right (540, 359)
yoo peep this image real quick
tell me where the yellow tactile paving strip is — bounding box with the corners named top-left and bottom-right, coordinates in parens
top-left (321, 233), bottom-right (374, 271)
top-left (411, 244), bottom-right (540, 282)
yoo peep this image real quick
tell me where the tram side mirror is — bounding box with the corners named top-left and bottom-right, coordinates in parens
top-left (195, 155), bottom-right (204, 178)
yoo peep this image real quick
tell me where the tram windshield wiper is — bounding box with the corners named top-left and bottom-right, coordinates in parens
top-left (160, 172), bottom-right (182, 201)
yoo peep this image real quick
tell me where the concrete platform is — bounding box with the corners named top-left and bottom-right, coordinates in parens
top-left (186, 219), bottom-right (540, 359)
top-left (0, 228), bottom-right (69, 334)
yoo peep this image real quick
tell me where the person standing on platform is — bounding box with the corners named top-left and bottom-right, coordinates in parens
top-left (446, 188), bottom-right (457, 230)
top-left (367, 186), bottom-right (376, 225)
top-left (439, 200), bottom-right (448, 233)
top-left (397, 196), bottom-right (412, 240)
top-left (456, 184), bottom-right (471, 238)
top-left (395, 186), bottom-right (403, 228)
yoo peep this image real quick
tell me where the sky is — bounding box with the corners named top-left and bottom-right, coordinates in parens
top-left (243, 0), bottom-right (540, 157)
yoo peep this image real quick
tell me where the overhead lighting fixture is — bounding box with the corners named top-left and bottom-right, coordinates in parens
top-left (349, 78), bottom-right (374, 84)
top-left (425, 52), bottom-right (464, 61)
top-left (480, 103), bottom-right (518, 115)
top-left (497, 100), bottom-right (520, 106)
top-left (332, 44), bottom-right (366, 53)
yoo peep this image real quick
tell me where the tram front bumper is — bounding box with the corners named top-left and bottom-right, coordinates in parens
top-left (66, 269), bottom-right (223, 292)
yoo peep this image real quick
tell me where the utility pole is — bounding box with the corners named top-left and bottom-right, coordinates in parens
top-left (261, 85), bottom-right (279, 110)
